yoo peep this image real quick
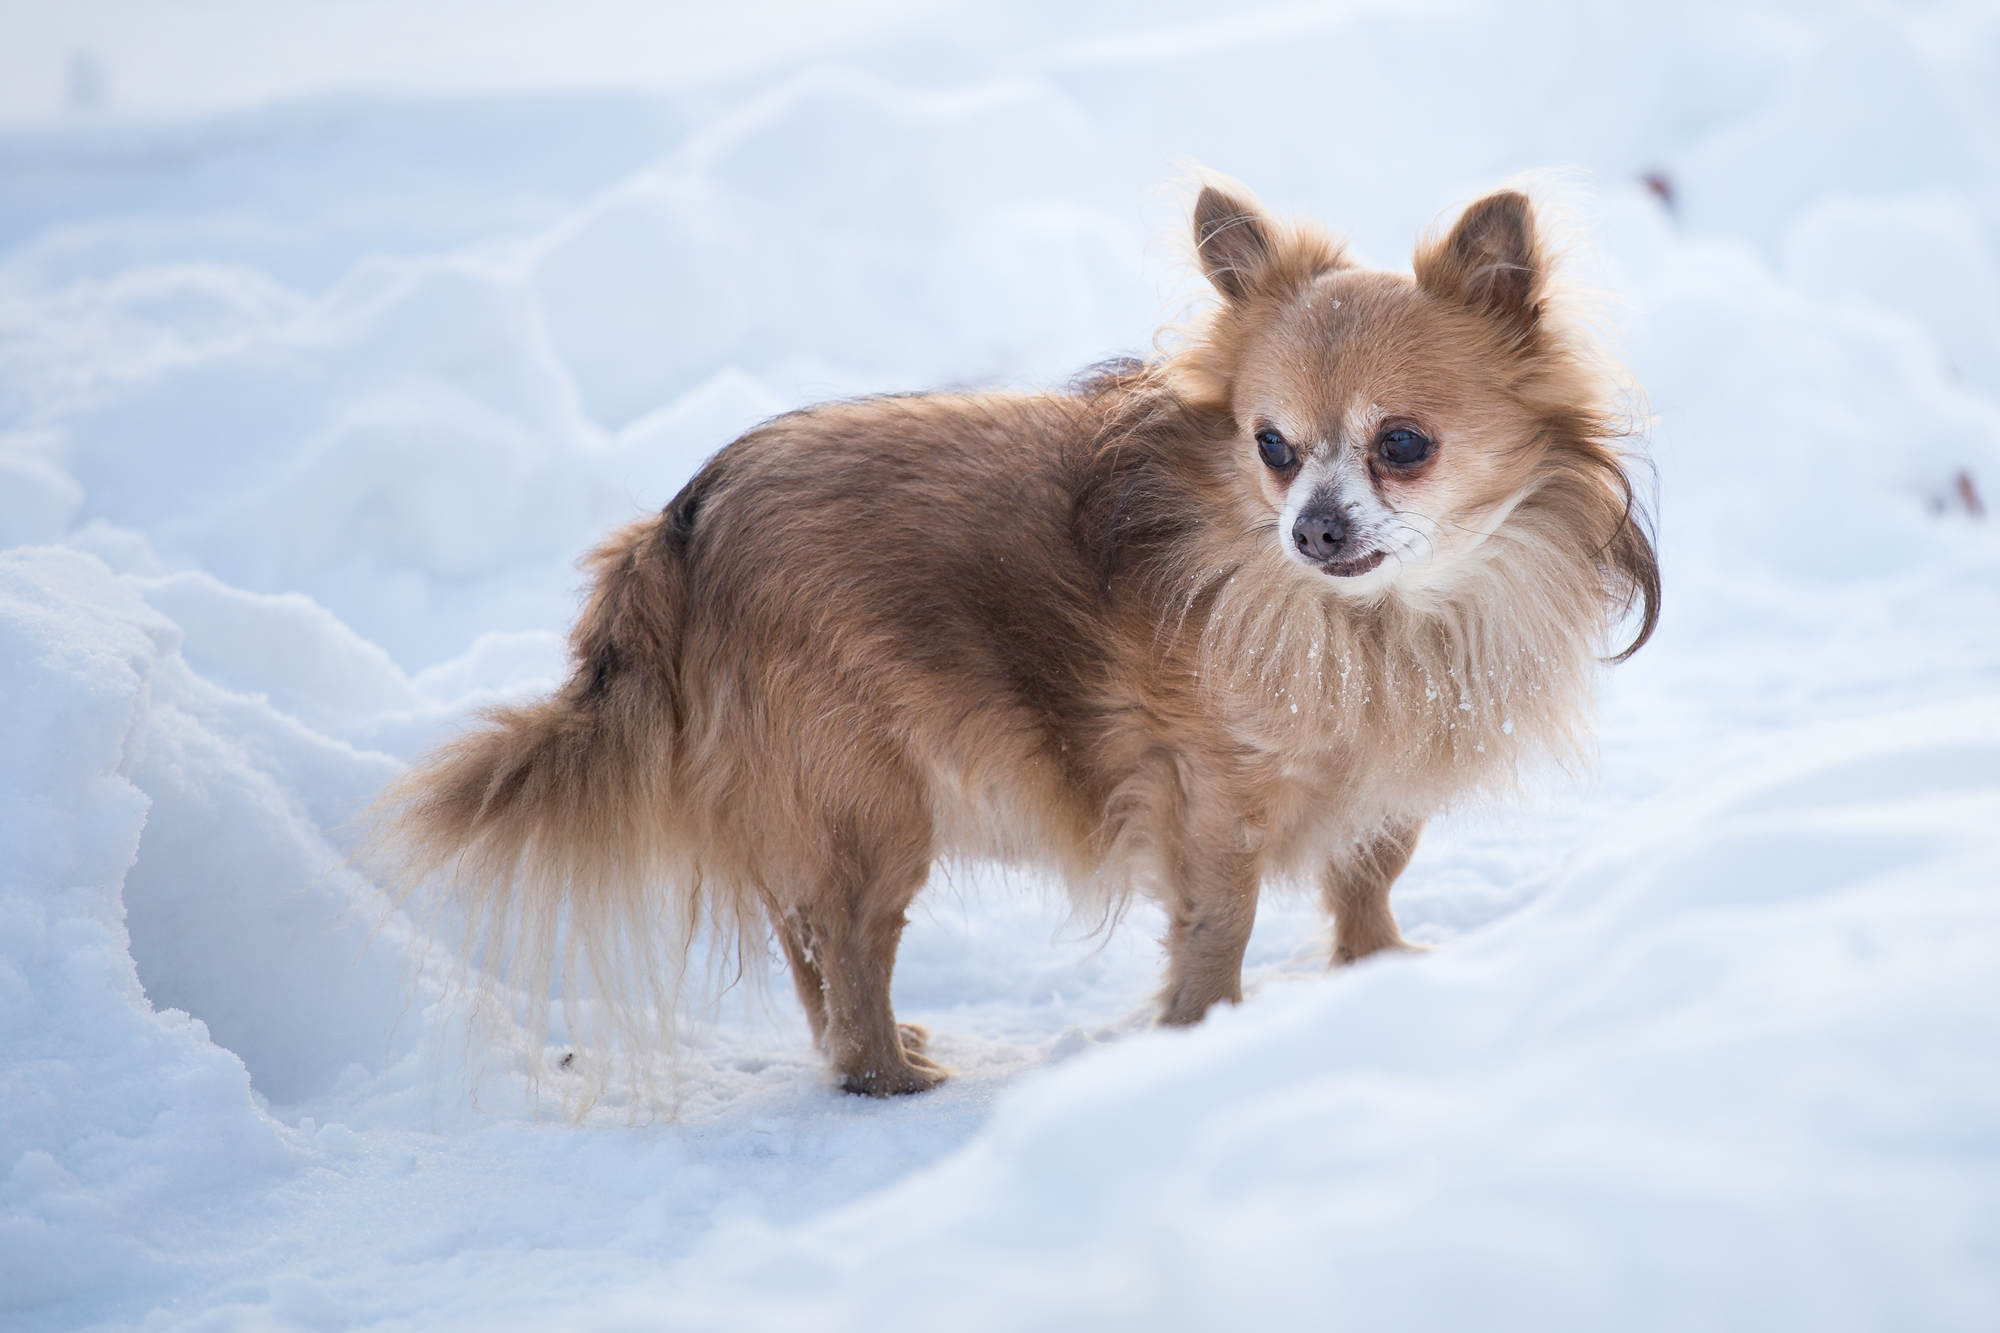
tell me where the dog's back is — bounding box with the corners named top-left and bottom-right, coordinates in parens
top-left (667, 370), bottom-right (1236, 883)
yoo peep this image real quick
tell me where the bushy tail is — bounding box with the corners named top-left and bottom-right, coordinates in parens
top-left (369, 515), bottom-right (747, 1114)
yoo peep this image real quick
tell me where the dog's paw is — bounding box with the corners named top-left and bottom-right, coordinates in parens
top-left (896, 1022), bottom-right (931, 1054)
top-left (1333, 937), bottom-right (1430, 966)
top-left (839, 1051), bottom-right (950, 1098)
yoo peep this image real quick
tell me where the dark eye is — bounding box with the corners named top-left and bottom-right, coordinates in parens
top-left (1379, 427), bottom-right (1433, 468)
top-left (1254, 428), bottom-right (1296, 471)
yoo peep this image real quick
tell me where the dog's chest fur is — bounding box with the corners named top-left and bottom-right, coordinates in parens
top-left (918, 532), bottom-right (1596, 903)
top-left (1120, 560), bottom-right (1586, 887)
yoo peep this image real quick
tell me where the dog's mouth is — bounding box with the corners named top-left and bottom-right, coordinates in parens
top-left (1313, 548), bottom-right (1388, 579)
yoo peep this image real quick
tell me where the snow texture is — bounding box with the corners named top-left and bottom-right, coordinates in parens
top-left (2, 1), bottom-right (1998, 1329)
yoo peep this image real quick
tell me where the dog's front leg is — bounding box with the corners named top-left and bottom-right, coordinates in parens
top-left (1157, 837), bottom-right (1261, 1027)
top-left (1324, 819), bottom-right (1423, 964)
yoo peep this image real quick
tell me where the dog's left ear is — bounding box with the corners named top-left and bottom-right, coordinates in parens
top-left (1416, 191), bottom-right (1542, 339)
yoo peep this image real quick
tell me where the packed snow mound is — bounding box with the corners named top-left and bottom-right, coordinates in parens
top-left (0, 550), bottom-right (287, 1313)
top-left (0, 549), bottom-right (411, 1110)
top-left (1, 0), bottom-right (1998, 1328)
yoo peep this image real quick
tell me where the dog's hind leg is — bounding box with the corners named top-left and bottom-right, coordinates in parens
top-left (771, 905), bottom-right (831, 1051)
top-left (791, 804), bottom-right (947, 1097)
top-left (1324, 819), bottom-right (1424, 964)
top-left (773, 903), bottom-right (931, 1060)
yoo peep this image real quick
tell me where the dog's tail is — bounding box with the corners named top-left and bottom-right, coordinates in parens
top-left (370, 513), bottom-right (741, 1113)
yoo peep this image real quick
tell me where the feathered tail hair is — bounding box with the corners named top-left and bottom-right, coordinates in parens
top-left (367, 514), bottom-right (755, 1116)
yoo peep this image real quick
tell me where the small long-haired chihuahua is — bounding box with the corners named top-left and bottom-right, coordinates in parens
top-left (377, 177), bottom-right (1658, 1100)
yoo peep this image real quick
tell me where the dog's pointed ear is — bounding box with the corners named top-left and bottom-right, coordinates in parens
top-left (1194, 185), bottom-right (1275, 306)
top-left (1417, 190), bottom-right (1542, 337)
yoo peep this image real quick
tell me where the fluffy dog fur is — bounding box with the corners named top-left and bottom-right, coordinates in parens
top-left (374, 179), bottom-right (1658, 1101)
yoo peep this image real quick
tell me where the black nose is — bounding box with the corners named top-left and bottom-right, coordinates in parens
top-left (1292, 500), bottom-right (1349, 561)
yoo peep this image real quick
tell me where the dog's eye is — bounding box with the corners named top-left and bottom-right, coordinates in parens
top-left (1378, 427), bottom-right (1433, 468)
top-left (1254, 428), bottom-right (1296, 471)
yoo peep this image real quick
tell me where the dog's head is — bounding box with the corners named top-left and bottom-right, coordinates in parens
top-left (1180, 180), bottom-right (1657, 656)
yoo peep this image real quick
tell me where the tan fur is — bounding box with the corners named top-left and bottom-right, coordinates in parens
top-left (370, 178), bottom-right (1658, 1103)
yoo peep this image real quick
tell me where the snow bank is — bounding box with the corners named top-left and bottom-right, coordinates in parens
top-left (639, 707), bottom-right (2000, 1331)
top-left (0, 550), bottom-right (287, 1314)
top-left (2, 0), bottom-right (1998, 1328)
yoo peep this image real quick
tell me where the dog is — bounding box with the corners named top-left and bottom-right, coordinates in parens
top-left (375, 178), bottom-right (1658, 1100)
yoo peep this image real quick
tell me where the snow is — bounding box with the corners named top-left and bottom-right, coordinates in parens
top-left (2, 0), bottom-right (1998, 1328)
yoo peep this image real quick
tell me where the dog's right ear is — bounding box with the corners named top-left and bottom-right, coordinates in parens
top-left (1194, 186), bottom-right (1275, 305)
